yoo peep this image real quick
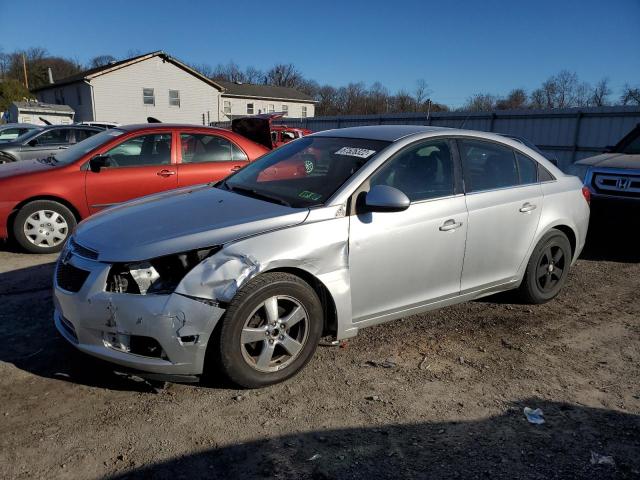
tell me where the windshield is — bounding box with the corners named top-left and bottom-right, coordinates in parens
top-left (220, 136), bottom-right (391, 208)
top-left (52, 129), bottom-right (125, 164)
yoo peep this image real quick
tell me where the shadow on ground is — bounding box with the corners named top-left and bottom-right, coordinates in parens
top-left (107, 399), bottom-right (639, 479)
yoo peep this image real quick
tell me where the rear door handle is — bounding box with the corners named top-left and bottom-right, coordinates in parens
top-left (439, 219), bottom-right (463, 232)
top-left (157, 169), bottom-right (176, 177)
top-left (519, 202), bottom-right (537, 213)
top-left (230, 165), bottom-right (242, 172)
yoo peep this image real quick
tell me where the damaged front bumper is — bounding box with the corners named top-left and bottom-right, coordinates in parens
top-left (53, 253), bottom-right (226, 376)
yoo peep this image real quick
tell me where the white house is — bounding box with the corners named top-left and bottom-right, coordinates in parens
top-left (216, 80), bottom-right (315, 120)
top-left (32, 51), bottom-right (315, 124)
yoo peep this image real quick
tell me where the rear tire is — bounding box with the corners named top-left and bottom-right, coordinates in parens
top-left (517, 229), bottom-right (572, 304)
top-left (211, 272), bottom-right (323, 388)
top-left (12, 200), bottom-right (76, 254)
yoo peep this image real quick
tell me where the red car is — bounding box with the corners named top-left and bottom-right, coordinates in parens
top-left (0, 123), bottom-right (269, 253)
top-left (271, 125), bottom-right (312, 147)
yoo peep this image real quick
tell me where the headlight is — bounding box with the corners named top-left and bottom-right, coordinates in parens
top-left (565, 163), bottom-right (590, 183)
top-left (106, 246), bottom-right (220, 295)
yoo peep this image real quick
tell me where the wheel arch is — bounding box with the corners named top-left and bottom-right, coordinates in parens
top-left (262, 266), bottom-right (338, 338)
top-left (551, 224), bottom-right (577, 260)
top-left (7, 196), bottom-right (83, 239)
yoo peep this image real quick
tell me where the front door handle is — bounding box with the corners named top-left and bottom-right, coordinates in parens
top-left (519, 202), bottom-right (537, 213)
top-left (439, 219), bottom-right (463, 232)
top-left (230, 165), bottom-right (242, 172)
top-left (157, 169), bottom-right (176, 177)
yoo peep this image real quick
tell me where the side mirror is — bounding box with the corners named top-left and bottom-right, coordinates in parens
top-left (89, 154), bottom-right (109, 173)
top-left (365, 185), bottom-right (410, 212)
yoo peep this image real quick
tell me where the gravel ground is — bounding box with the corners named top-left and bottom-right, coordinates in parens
top-left (0, 211), bottom-right (638, 480)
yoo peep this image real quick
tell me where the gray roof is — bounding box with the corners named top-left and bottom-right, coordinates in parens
top-left (216, 80), bottom-right (315, 103)
top-left (11, 101), bottom-right (74, 114)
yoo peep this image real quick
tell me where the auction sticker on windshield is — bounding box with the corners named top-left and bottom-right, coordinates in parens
top-left (299, 190), bottom-right (322, 201)
top-left (334, 147), bottom-right (377, 159)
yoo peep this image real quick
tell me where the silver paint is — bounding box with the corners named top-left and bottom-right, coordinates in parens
top-left (54, 127), bottom-right (590, 376)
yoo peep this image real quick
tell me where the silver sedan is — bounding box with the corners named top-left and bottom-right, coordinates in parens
top-left (53, 126), bottom-right (590, 387)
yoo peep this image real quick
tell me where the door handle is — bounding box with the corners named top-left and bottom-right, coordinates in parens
top-left (230, 165), bottom-right (242, 172)
top-left (157, 169), bottom-right (176, 177)
top-left (439, 219), bottom-right (463, 232)
top-left (519, 202), bottom-right (537, 213)
top-left (58, 146), bottom-right (68, 149)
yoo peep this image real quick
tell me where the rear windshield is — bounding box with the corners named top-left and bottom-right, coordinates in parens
top-left (220, 136), bottom-right (391, 208)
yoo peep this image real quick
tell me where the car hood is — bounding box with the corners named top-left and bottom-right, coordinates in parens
top-left (0, 159), bottom-right (58, 179)
top-left (576, 153), bottom-right (640, 169)
top-left (74, 184), bottom-right (310, 262)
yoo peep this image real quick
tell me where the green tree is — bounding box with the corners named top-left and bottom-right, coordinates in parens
top-left (0, 79), bottom-right (30, 111)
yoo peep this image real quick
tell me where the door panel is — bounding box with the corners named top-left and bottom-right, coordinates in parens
top-left (19, 128), bottom-right (71, 161)
top-left (457, 137), bottom-right (544, 292)
top-left (348, 138), bottom-right (466, 322)
top-left (85, 132), bottom-right (177, 213)
top-left (461, 185), bottom-right (542, 291)
top-left (177, 133), bottom-right (248, 187)
top-left (349, 196), bottom-right (468, 321)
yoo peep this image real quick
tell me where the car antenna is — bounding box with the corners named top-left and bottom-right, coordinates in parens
top-left (39, 117), bottom-right (52, 125)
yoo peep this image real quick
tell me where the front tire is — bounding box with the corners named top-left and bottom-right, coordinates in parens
top-left (517, 229), bottom-right (572, 304)
top-left (212, 272), bottom-right (323, 388)
top-left (12, 200), bottom-right (76, 254)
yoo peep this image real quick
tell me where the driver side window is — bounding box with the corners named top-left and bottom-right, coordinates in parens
top-left (370, 139), bottom-right (454, 202)
top-left (103, 133), bottom-right (172, 168)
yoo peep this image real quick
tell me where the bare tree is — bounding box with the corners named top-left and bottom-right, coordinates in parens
top-left (620, 84), bottom-right (640, 105)
top-left (463, 93), bottom-right (498, 112)
top-left (413, 79), bottom-right (431, 111)
top-left (244, 66), bottom-right (265, 84)
top-left (589, 78), bottom-right (611, 107)
top-left (266, 63), bottom-right (303, 88)
top-left (496, 88), bottom-right (528, 110)
top-left (89, 55), bottom-right (117, 68)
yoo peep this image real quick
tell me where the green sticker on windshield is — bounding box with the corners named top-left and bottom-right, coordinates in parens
top-left (299, 190), bottom-right (322, 201)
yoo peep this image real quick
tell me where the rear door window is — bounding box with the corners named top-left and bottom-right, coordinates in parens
top-left (33, 128), bottom-right (71, 146)
top-left (179, 133), bottom-right (247, 163)
top-left (459, 139), bottom-right (519, 192)
top-left (515, 152), bottom-right (538, 185)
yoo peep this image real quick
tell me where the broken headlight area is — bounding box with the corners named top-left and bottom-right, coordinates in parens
top-left (106, 246), bottom-right (221, 295)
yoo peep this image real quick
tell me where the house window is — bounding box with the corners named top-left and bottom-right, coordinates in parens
top-left (143, 88), bottom-right (155, 106)
top-left (169, 90), bottom-right (180, 107)
top-left (282, 104), bottom-right (288, 116)
top-left (268, 104), bottom-right (275, 113)
top-left (247, 103), bottom-right (254, 115)
top-left (301, 106), bottom-right (308, 118)
top-left (223, 100), bottom-right (231, 115)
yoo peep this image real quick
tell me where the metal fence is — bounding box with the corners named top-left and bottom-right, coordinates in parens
top-left (214, 106), bottom-right (640, 170)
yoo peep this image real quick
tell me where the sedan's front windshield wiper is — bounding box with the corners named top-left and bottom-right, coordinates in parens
top-left (225, 184), bottom-right (291, 207)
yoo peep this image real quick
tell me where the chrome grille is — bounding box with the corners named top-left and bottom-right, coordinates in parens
top-left (592, 173), bottom-right (640, 198)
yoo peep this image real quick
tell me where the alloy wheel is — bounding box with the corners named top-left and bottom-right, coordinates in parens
top-left (536, 244), bottom-right (566, 293)
top-left (240, 295), bottom-right (309, 373)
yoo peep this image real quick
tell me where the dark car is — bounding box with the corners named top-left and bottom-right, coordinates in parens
top-left (0, 124), bottom-right (104, 164)
top-left (567, 123), bottom-right (640, 203)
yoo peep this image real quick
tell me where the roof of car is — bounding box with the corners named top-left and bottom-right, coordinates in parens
top-left (313, 125), bottom-right (453, 142)
top-left (116, 124), bottom-right (228, 132)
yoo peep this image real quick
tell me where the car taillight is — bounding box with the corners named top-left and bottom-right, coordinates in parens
top-left (581, 186), bottom-right (591, 206)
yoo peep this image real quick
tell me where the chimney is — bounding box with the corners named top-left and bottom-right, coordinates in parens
top-left (48, 67), bottom-right (54, 84)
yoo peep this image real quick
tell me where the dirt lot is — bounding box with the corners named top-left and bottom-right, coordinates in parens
top-left (1, 212), bottom-right (639, 480)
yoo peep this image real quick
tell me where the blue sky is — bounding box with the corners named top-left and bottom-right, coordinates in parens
top-left (1, 0), bottom-right (638, 107)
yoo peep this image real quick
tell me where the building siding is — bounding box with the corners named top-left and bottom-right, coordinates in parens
top-left (220, 96), bottom-right (315, 120)
top-left (37, 82), bottom-right (93, 122)
top-left (90, 56), bottom-right (220, 124)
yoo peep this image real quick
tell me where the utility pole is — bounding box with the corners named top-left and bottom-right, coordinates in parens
top-left (22, 53), bottom-right (29, 89)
